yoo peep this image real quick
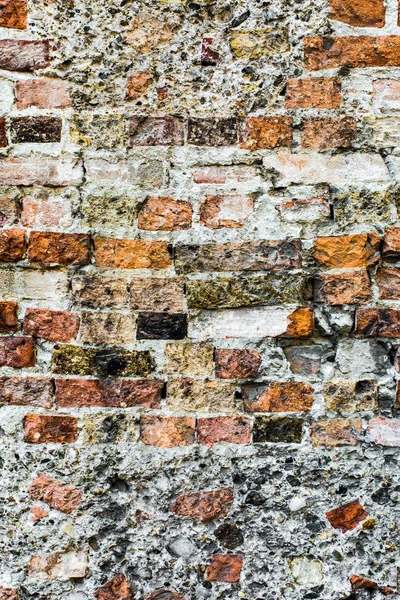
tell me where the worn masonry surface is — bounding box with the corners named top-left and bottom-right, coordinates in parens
top-left (0, 0), bottom-right (400, 598)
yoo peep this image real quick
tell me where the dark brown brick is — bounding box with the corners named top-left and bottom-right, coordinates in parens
top-left (10, 117), bottom-right (62, 143)
top-left (187, 118), bottom-right (239, 146)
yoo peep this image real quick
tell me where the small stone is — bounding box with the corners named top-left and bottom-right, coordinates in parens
top-left (95, 574), bottom-right (134, 600)
top-left (29, 549), bottom-right (88, 580)
top-left (326, 499), bottom-right (368, 533)
top-left (289, 557), bottom-right (324, 585)
top-left (170, 488), bottom-right (234, 521)
top-left (214, 524), bottom-right (244, 549)
top-left (205, 555), bottom-right (243, 583)
top-left (126, 72), bottom-right (153, 99)
top-left (29, 473), bottom-right (82, 514)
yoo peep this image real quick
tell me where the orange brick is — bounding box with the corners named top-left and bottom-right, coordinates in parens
top-left (330, 0), bottom-right (385, 27)
top-left (200, 194), bottom-right (254, 229)
top-left (138, 196), bottom-right (192, 231)
top-left (94, 238), bottom-right (171, 269)
top-left (0, 301), bottom-right (18, 331)
top-left (23, 309), bottom-right (80, 343)
top-left (301, 117), bottom-right (356, 150)
top-left (0, 337), bottom-right (35, 368)
top-left (382, 228), bottom-right (400, 261)
top-left (206, 555), bottom-right (243, 583)
top-left (140, 416), bottom-right (195, 447)
top-left (95, 574), bottom-right (134, 600)
top-left (28, 232), bottom-right (89, 266)
top-left (126, 72), bottom-right (153, 100)
top-left (314, 270), bottom-right (372, 305)
top-left (170, 488), bottom-right (233, 521)
top-left (29, 473), bottom-right (82, 514)
top-left (24, 414), bottom-right (78, 444)
top-left (0, 229), bottom-right (26, 262)
top-left (0, 0), bottom-right (27, 29)
top-left (243, 381), bottom-right (314, 412)
top-left (314, 233), bottom-right (380, 269)
top-left (284, 307), bottom-right (314, 338)
top-left (326, 499), bottom-right (368, 533)
top-left (15, 78), bottom-right (71, 109)
top-left (310, 419), bottom-right (362, 447)
top-left (240, 116), bottom-right (292, 150)
top-left (285, 78), bottom-right (341, 109)
top-left (355, 308), bottom-right (400, 337)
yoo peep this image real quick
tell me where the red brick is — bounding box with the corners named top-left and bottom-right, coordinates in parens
top-left (200, 194), bottom-right (254, 229)
top-left (0, 588), bottom-right (19, 600)
top-left (285, 78), bottom-right (341, 109)
top-left (215, 349), bottom-right (261, 379)
top-left (95, 574), bottom-right (134, 600)
top-left (31, 505), bottom-right (48, 522)
top-left (304, 36), bottom-right (400, 71)
top-left (55, 378), bottom-right (162, 409)
top-left (24, 414), bottom-right (78, 444)
top-left (197, 416), bottom-right (251, 447)
top-left (314, 270), bottom-right (372, 305)
top-left (0, 40), bottom-right (49, 71)
top-left (314, 233), bottom-right (380, 269)
top-left (0, 0), bottom-right (26, 28)
top-left (0, 337), bottom-right (35, 368)
top-left (23, 309), bottom-right (79, 343)
top-left (201, 37), bottom-right (220, 65)
top-left (326, 499), bottom-right (368, 533)
top-left (130, 117), bottom-right (184, 146)
top-left (330, 0), bottom-right (385, 27)
top-left (243, 381), bottom-right (314, 412)
top-left (0, 376), bottom-right (53, 408)
top-left (29, 473), bottom-right (82, 514)
top-left (377, 268), bottom-right (400, 299)
top-left (0, 118), bottom-right (6, 148)
top-left (0, 229), bottom-right (26, 262)
top-left (368, 416), bottom-right (400, 446)
top-left (170, 488), bottom-right (234, 521)
top-left (205, 555), bottom-right (243, 583)
top-left (138, 196), bottom-right (192, 231)
top-left (0, 301), bottom-right (18, 331)
top-left (310, 419), bottom-right (362, 447)
top-left (28, 232), bottom-right (90, 266)
top-left (355, 308), bottom-right (400, 337)
top-left (301, 117), bottom-right (356, 150)
top-left (140, 416), bottom-right (195, 448)
top-left (350, 575), bottom-right (394, 596)
top-left (382, 228), bottom-right (400, 261)
top-left (15, 78), bottom-right (71, 109)
top-left (146, 591), bottom-right (185, 600)
top-left (240, 116), bottom-right (292, 150)
top-left (94, 238), bottom-right (171, 269)
top-left (126, 72), bottom-right (153, 100)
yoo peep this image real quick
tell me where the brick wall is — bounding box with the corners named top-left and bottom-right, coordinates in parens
top-left (0, 0), bottom-right (400, 598)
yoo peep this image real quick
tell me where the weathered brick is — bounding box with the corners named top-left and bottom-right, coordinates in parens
top-left (230, 28), bottom-right (289, 59)
top-left (362, 116), bottom-right (400, 148)
top-left (368, 416), bottom-right (400, 446)
top-left (0, 157), bottom-right (83, 186)
top-left (332, 188), bottom-right (393, 228)
top-left (28, 549), bottom-right (88, 580)
top-left (0, 301), bottom-right (18, 331)
top-left (10, 117), bottom-right (62, 144)
top-left (52, 345), bottom-right (154, 377)
top-left (215, 349), bottom-right (261, 379)
top-left (126, 71), bottom-right (153, 99)
top-left (94, 238), bottom-right (171, 269)
top-left (239, 116), bottom-right (292, 150)
top-left (186, 273), bottom-right (309, 309)
top-left (0, 336), bottom-right (35, 368)
top-left (382, 228), bottom-right (400, 261)
top-left (71, 114), bottom-right (127, 149)
top-left (187, 118), bottom-right (239, 146)
top-left (175, 239), bottom-right (302, 273)
top-left (377, 268), bottom-right (400, 299)
top-left (22, 193), bottom-right (73, 229)
top-left (164, 342), bottom-right (214, 377)
top-left (314, 233), bottom-right (380, 269)
top-left (206, 555), bottom-right (243, 583)
top-left (243, 382), bottom-right (314, 412)
top-left (95, 574), bottom-right (134, 600)
top-left (79, 311), bottom-right (136, 345)
top-left (170, 488), bottom-right (234, 521)
top-left (85, 158), bottom-right (165, 188)
top-left (0, 376), bottom-right (52, 407)
top-left (0, 40), bottom-right (49, 71)
top-left (82, 412), bottom-right (137, 445)
top-left (350, 575), bottom-right (394, 596)
top-left (0, 588), bottom-right (19, 600)
top-left (140, 416), bottom-right (195, 447)
top-left (197, 416), bottom-right (251, 447)
top-left (29, 473), bottom-right (82, 514)
top-left (0, 196), bottom-right (18, 226)
top-left (125, 16), bottom-right (175, 53)
top-left (71, 274), bottom-right (129, 308)
top-left (323, 380), bottom-right (378, 412)
top-left (304, 36), bottom-right (400, 71)
top-left (284, 345), bottom-right (322, 376)
top-left (23, 309), bottom-right (79, 343)
top-left (372, 79), bottom-right (400, 113)
top-left (193, 166), bottom-right (258, 184)
top-left (253, 415), bottom-right (304, 443)
top-left (201, 37), bottom-right (220, 65)
top-left (301, 117), bottom-right (356, 151)
top-left (190, 307), bottom-right (313, 339)
top-left (15, 78), bottom-right (71, 109)
top-left (137, 312), bottom-right (187, 340)
top-left (263, 153), bottom-right (389, 186)
top-left (285, 78), bottom-right (341, 109)
top-left (310, 419), bottom-right (362, 447)
top-left (0, 0), bottom-right (27, 28)
top-left (0, 229), bottom-right (26, 262)
top-left (279, 197), bottom-right (330, 224)
top-left (24, 414), bottom-right (78, 444)
top-left (355, 308), bottom-right (400, 337)
top-left (0, 118), bottom-right (6, 148)
top-left (130, 278), bottom-right (184, 312)
top-left (330, 0), bottom-right (385, 27)
top-left (130, 117), bottom-right (184, 146)
top-left (326, 500), bottom-right (368, 533)
top-left (314, 270), bottom-right (372, 305)
top-left (146, 591), bottom-right (185, 600)
top-left (200, 194), bottom-right (254, 229)
top-left (138, 196), bottom-right (192, 231)
top-left (79, 186), bottom-right (140, 229)
top-left (167, 378), bottom-right (237, 413)
top-left (28, 232), bottom-right (89, 266)
top-left (55, 378), bottom-right (162, 408)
